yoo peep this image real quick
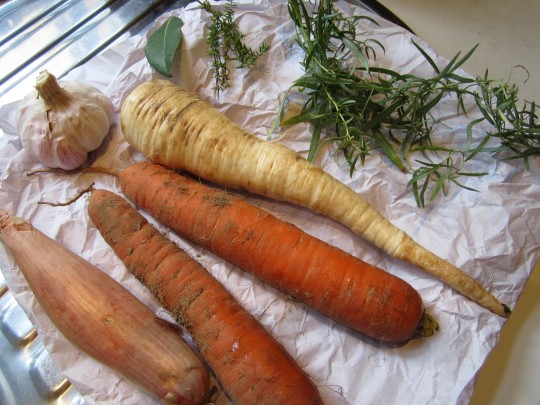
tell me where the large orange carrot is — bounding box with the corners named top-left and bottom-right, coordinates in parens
top-left (109, 161), bottom-right (427, 343)
top-left (0, 210), bottom-right (209, 405)
top-left (120, 79), bottom-right (510, 317)
top-left (88, 189), bottom-right (324, 405)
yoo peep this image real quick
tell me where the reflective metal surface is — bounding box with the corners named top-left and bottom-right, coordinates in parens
top-left (0, 0), bottom-right (188, 104)
top-left (0, 271), bottom-right (84, 404)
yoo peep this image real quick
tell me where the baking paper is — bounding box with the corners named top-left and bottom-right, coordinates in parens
top-left (0, 0), bottom-right (538, 404)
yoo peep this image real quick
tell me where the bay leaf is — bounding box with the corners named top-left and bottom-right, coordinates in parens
top-left (144, 16), bottom-right (184, 78)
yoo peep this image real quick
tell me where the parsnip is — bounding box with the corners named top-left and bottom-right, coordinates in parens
top-left (120, 79), bottom-right (510, 318)
top-left (0, 210), bottom-right (210, 404)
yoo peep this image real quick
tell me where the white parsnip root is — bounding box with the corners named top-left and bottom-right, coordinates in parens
top-left (0, 210), bottom-right (210, 404)
top-left (120, 79), bottom-right (510, 317)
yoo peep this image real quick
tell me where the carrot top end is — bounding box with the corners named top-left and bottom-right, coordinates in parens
top-left (414, 312), bottom-right (439, 339)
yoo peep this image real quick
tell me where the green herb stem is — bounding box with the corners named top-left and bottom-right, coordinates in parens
top-left (198, 0), bottom-right (269, 95)
top-left (278, 0), bottom-right (539, 206)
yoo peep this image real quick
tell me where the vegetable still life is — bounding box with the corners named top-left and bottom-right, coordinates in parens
top-left (0, 0), bottom-right (538, 404)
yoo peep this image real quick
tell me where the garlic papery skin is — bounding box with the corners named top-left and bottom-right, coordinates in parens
top-left (16, 70), bottom-right (114, 170)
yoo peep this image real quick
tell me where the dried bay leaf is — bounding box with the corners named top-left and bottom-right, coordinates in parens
top-left (144, 16), bottom-right (184, 78)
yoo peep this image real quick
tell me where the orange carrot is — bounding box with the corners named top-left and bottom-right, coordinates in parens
top-left (112, 161), bottom-right (428, 343)
top-left (88, 189), bottom-right (324, 405)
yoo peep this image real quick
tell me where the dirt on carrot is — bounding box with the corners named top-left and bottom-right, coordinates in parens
top-left (88, 188), bottom-right (324, 405)
top-left (115, 161), bottom-right (429, 343)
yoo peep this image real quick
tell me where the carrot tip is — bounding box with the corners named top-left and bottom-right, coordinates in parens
top-left (414, 312), bottom-right (439, 339)
top-left (502, 304), bottom-right (512, 316)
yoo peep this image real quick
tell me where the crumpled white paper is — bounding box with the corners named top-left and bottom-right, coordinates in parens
top-left (0, 0), bottom-right (539, 404)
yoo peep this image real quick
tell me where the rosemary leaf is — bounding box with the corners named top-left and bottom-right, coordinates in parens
top-left (278, 0), bottom-right (539, 206)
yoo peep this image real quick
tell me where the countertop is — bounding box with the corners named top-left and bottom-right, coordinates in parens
top-left (376, 1), bottom-right (540, 404)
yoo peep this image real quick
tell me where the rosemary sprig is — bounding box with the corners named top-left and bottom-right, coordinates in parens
top-left (278, 0), bottom-right (539, 207)
top-left (473, 73), bottom-right (540, 168)
top-left (198, 0), bottom-right (269, 95)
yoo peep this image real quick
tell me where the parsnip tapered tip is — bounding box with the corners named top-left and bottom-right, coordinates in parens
top-left (489, 300), bottom-right (511, 318)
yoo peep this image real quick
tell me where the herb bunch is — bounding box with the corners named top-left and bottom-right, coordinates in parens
top-left (279, 0), bottom-right (539, 206)
top-left (198, 0), bottom-right (269, 95)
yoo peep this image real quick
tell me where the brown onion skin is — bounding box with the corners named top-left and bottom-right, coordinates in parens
top-left (0, 211), bottom-right (210, 404)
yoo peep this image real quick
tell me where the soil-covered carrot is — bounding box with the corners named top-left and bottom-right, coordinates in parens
top-left (120, 79), bottom-right (510, 317)
top-left (114, 161), bottom-right (428, 343)
top-left (0, 210), bottom-right (209, 405)
top-left (88, 189), bottom-right (324, 405)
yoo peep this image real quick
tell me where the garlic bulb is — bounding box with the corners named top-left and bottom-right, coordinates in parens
top-left (16, 70), bottom-right (114, 170)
